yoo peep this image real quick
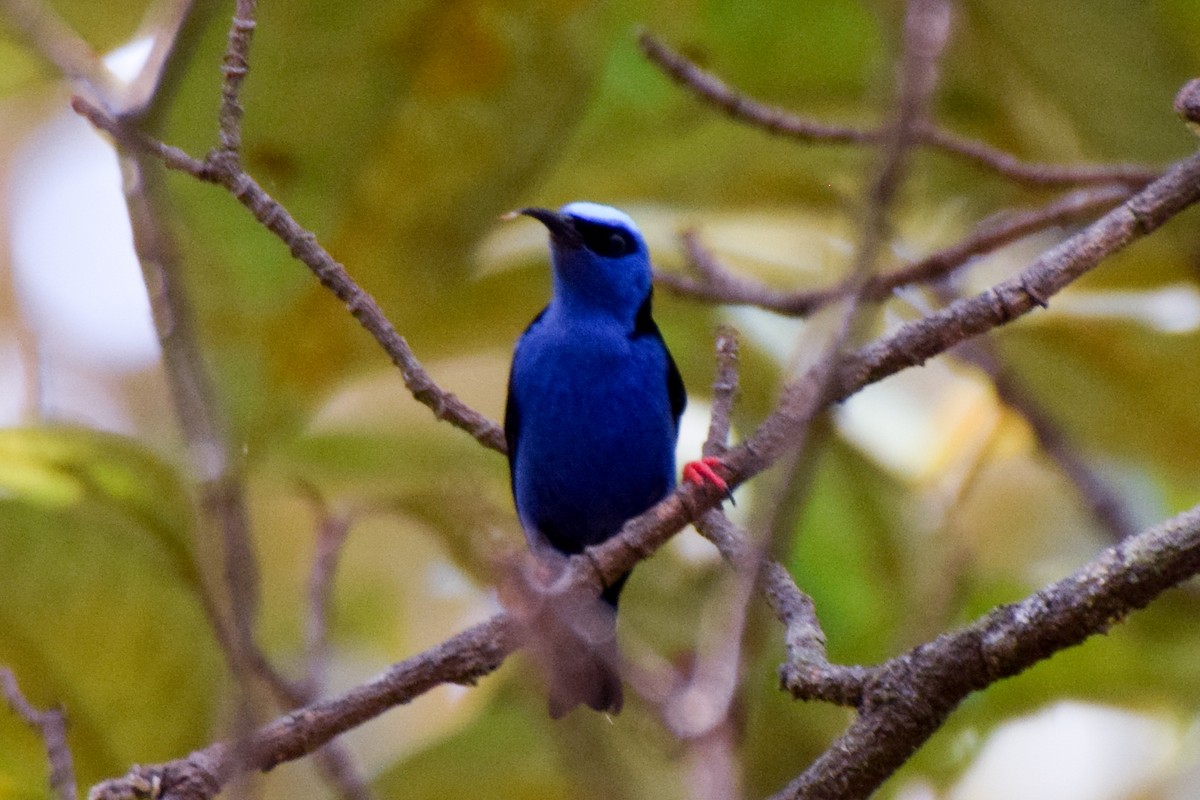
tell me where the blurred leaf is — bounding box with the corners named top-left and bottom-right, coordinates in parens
top-left (372, 686), bottom-right (576, 800)
top-left (898, 587), bottom-right (1200, 794)
top-left (789, 435), bottom-right (912, 666)
top-left (957, 0), bottom-right (1194, 163)
top-left (742, 640), bottom-right (857, 799)
top-left (0, 0), bottom-right (148, 82)
top-left (998, 320), bottom-right (1200, 475)
top-left (0, 38), bottom-right (47, 94)
top-left (536, 0), bottom-right (884, 209)
top-left (0, 426), bottom-right (199, 585)
top-left (0, 427), bottom-right (220, 794)
top-left (152, 0), bottom-right (622, 447)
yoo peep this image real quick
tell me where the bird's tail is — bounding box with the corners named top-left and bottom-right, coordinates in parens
top-left (545, 609), bottom-right (623, 719)
top-left (522, 584), bottom-right (624, 718)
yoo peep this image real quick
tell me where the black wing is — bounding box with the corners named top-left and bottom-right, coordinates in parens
top-left (503, 372), bottom-right (520, 474)
top-left (665, 347), bottom-right (686, 430)
top-left (504, 307), bottom-right (548, 476)
top-left (633, 291), bottom-right (686, 430)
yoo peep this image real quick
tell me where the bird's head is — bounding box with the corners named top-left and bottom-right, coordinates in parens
top-left (512, 202), bottom-right (652, 322)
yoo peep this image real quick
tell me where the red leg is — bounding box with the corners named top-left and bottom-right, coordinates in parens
top-left (682, 456), bottom-right (733, 502)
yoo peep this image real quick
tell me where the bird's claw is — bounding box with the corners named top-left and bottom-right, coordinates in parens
top-left (683, 456), bottom-right (734, 504)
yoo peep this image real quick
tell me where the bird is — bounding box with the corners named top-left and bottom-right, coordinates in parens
top-left (504, 201), bottom-right (727, 717)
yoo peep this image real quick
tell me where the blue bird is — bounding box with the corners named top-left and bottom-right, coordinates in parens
top-left (505, 202), bottom-right (726, 717)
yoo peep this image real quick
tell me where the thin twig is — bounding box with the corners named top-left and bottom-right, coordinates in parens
top-left (702, 325), bottom-right (740, 457)
top-left (121, 0), bottom-right (197, 116)
top-left (918, 123), bottom-right (1161, 187)
top-left (870, 184), bottom-right (1133, 298)
top-left (1177, 79), bottom-right (1200, 131)
top-left (114, 25), bottom-right (265, 754)
top-left (295, 494), bottom-right (374, 800)
top-left (682, 720), bottom-right (743, 800)
top-left (66, 5), bottom-right (368, 797)
top-left (658, 329), bottom-right (747, 751)
top-left (953, 340), bottom-right (1139, 541)
top-left (1, 667), bottom-right (78, 800)
top-left (208, 15), bottom-right (372, 798)
top-left (689, 0), bottom-right (954, 718)
top-left (655, 0), bottom-right (951, 731)
top-left (657, 184), bottom-right (1133, 316)
top-left (762, 0), bottom-right (950, 677)
top-left (0, 0), bottom-right (119, 100)
top-left (303, 502), bottom-right (353, 695)
top-left (638, 31), bottom-right (1159, 189)
top-left (823, 150), bottom-right (1200, 413)
top-left (865, 0), bottom-right (952, 241)
top-left (3, 0), bottom-right (275, 759)
top-left (725, 0), bottom-right (953, 570)
top-left (655, 230), bottom-right (839, 316)
top-left (694, 510), bottom-right (873, 706)
top-left (309, 748), bottom-right (372, 800)
top-left (71, 96), bottom-right (507, 454)
top-left (216, 0), bottom-right (255, 157)
top-left (992, 371), bottom-right (1138, 541)
top-left (61, 7), bottom-right (490, 794)
top-left (201, 0), bottom-right (262, 652)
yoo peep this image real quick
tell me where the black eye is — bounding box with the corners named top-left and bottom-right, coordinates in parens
top-left (573, 219), bottom-right (637, 258)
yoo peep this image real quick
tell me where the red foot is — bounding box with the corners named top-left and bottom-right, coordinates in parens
top-left (683, 456), bottom-right (733, 503)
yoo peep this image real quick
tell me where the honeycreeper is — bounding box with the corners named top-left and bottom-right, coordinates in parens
top-left (504, 202), bottom-right (726, 717)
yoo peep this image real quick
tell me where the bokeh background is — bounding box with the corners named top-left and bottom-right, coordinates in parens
top-left (2, 1), bottom-right (1200, 798)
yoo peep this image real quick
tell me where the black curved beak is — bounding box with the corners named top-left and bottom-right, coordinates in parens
top-left (513, 207), bottom-right (584, 248)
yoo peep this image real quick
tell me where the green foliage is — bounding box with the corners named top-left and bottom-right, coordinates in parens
top-left (789, 437), bottom-right (910, 666)
top-left (372, 685), bottom-right (578, 800)
top-left (0, 428), bottom-right (220, 796)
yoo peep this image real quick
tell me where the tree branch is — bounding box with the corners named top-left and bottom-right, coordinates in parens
top-left (87, 616), bottom-right (517, 800)
top-left (693, 510), bottom-right (873, 707)
top-left (0, 0), bottom-right (278, 775)
top-left (301, 499), bottom-right (353, 697)
top-left (823, 149), bottom-right (1200, 408)
top-left (1, 667), bottom-right (77, 800)
top-left (657, 184), bottom-right (1134, 316)
top-left (69, 96), bottom-right (508, 454)
top-left (0, 0), bottom-right (118, 100)
top-left (1177, 79), bottom-right (1200, 131)
top-left (215, 0), bottom-right (255, 158)
top-left (637, 32), bottom-right (1159, 189)
top-left (701, 325), bottom-right (740, 457)
top-left (3, 4), bottom-right (377, 798)
top-left (950, 337), bottom-right (1138, 541)
top-left (293, 492), bottom-right (374, 800)
top-left (772, 502), bottom-right (1200, 799)
top-left (684, 0), bottom-right (953, 719)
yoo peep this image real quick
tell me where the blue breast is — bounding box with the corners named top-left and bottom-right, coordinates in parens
top-left (507, 312), bottom-right (679, 560)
